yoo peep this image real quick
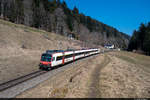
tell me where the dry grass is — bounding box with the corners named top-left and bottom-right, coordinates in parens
top-left (99, 52), bottom-right (150, 98)
top-left (49, 87), bottom-right (68, 98)
top-left (113, 51), bottom-right (150, 74)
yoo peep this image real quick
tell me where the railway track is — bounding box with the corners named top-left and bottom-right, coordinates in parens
top-left (0, 50), bottom-right (112, 93)
top-left (0, 70), bottom-right (46, 92)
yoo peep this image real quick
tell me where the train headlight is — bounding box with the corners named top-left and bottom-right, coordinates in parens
top-left (48, 64), bottom-right (51, 67)
top-left (39, 63), bottom-right (42, 66)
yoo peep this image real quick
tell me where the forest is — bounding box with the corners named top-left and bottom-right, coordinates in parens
top-left (128, 23), bottom-right (150, 55)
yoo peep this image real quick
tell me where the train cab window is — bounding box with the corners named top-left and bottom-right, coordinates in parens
top-left (52, 57), bottom-right (55, 61)
top-left (41, 54), bottom-right (51, 62)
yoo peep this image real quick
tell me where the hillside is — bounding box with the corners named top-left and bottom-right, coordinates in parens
top-left (0, 0), bottom-right (130, 48)
top-left (0, 19), bottom-right (90, 84)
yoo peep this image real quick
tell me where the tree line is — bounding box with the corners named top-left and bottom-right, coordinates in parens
top-left (0, 0), bottom-right (130, 48)
top-left (128, 22), bottom-right (150, 55)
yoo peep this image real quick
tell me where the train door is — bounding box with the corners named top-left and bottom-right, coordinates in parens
top-left (51, 55), bottom-right (56, 67)
top-left (73, 51), bottom-right (75, 61)
top-left (62, 52), bottom-right (65, 64)
top-left (62, 56), bottom-right (65, 64)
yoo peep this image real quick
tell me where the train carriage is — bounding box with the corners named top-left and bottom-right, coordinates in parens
top-left (74, 50), bottom-right (85, 60)
top-left (51, 52), bottom-right (64, 67)
top-left (64, 51), bottom-right (74, 63)
top-left (39, 48), bottom-right (100, 70)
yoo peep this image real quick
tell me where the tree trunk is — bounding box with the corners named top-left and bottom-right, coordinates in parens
top-left (0, 0), bottom-right (4, 18)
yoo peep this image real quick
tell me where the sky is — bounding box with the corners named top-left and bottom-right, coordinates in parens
top-left (63, 0), bottom-right (150, 36)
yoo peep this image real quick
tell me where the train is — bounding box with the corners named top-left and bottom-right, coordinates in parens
top-left (39, 48), bottom-right (100, 70)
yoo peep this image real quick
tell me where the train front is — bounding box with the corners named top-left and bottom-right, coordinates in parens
top-left (39, 53), bottom-right (52, 70)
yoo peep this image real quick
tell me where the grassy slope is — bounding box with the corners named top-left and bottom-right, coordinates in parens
top-left (0, 19), bottom-right (82, 84)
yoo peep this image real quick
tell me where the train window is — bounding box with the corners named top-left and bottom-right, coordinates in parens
top-left (65, 54), bottom-right (73, 58)
top-left (56, 56), bottom-right (63, 61)
top-left (85, 52), bottom-right (89, 54)
top-left (75, 52), bottom-right (84, 56)
top-left (85, 51), bottom-right (90, 54)
top-left (41, 54), bottom-right (52, 62)
top-left (75, 53), bottom-right (78, 56)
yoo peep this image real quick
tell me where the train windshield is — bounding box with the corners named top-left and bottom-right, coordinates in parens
top-left (41, 54), bottom-right (52, 62)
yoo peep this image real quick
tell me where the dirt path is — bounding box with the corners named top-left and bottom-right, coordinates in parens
top-left (88, 55), bottom-right (111, 98)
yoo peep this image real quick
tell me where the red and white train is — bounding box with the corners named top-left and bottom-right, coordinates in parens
top-left (39, 48), bottom-right (100, 70)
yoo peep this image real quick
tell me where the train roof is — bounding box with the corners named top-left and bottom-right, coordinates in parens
top-left (42, 53), bottom-right (52, 56)
top-left (65, 49), bottom-right (75, 51)
top-left (45, 48), bottom-right (98, 55)
top-left (46, 50), bottom-right (64, 54)
top-left (46, 49), bottom-right (75, 53)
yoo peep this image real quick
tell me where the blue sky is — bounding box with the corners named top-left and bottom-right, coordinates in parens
top-left (63, 0), bottom-right (150, 36)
